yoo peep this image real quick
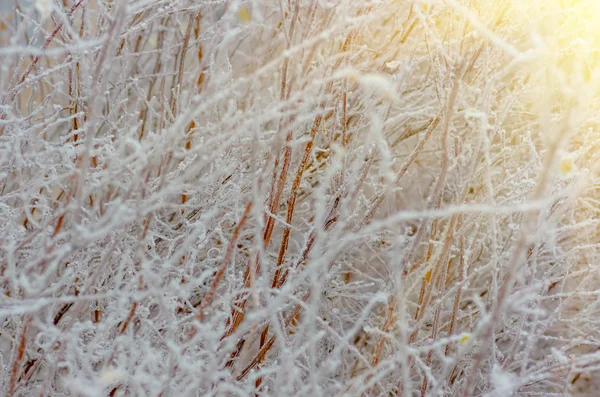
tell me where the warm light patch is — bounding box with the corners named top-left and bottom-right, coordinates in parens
top-left (238, 6), bottom-right (251, 23)
top-left (559, 153), bottom-right (576, 176)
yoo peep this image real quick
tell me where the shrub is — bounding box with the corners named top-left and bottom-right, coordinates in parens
top-left (1, 0), bottom-right (600, 396)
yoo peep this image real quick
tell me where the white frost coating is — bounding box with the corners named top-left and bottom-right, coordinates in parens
top-left (1, 0), bottom-right (599, 396)
top-left (490, 365), bottom-right (517, 397)
top-left (34, 0), bottom-right (52, 20)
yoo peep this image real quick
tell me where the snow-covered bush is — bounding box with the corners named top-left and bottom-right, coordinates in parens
top-left (2, 0), bottom-right (600, 395)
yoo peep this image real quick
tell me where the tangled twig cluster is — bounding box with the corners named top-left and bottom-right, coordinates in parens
top-left (1, 0), bottom-right (600, 396)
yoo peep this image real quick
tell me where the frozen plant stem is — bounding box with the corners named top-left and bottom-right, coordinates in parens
top-left (1, 1), bottom-right (598, 397)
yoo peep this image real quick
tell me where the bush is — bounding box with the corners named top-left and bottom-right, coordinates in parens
top-left (1, 0), bottom-right (600, 396)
